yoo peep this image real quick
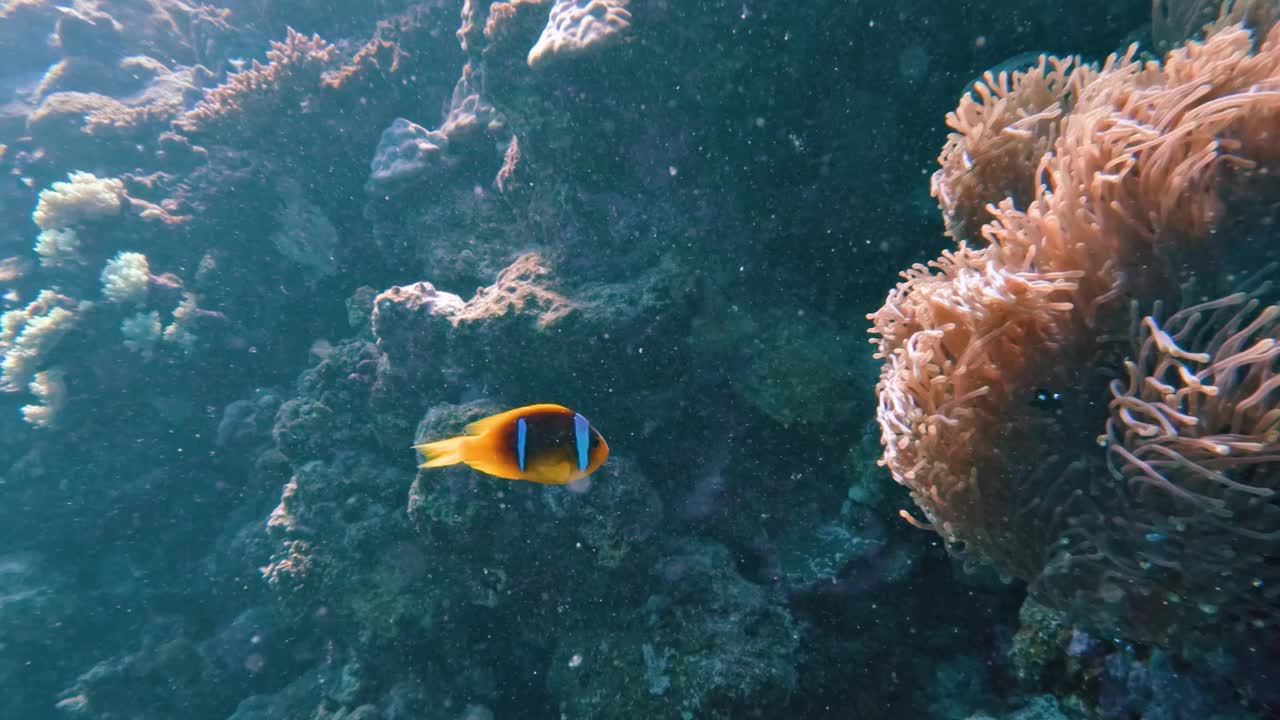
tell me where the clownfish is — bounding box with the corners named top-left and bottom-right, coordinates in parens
top-left (413, 404), bottom-right (609, 484)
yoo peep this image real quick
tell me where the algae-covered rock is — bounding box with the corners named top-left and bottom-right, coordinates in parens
top-left (0, 553), bottom-right (78, 712)
top-left (1009, 599), bottom-right (1072, 686)
top-left (547, 541), bottom-right (798, 719)
top-left (691, 303), bottom-right (870, 427)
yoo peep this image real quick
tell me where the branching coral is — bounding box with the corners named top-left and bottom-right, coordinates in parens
top-left (870, 23), bottom-right (1280, 645)
top-left (29, 63), bottom-right (209, 154)
top-left (162, 293), bottom-right (204, 354)
top-left (174, 28), bottom-right (336, 142)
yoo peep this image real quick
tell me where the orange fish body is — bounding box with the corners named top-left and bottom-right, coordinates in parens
top-left (413, 404), bottom-right (609, 485)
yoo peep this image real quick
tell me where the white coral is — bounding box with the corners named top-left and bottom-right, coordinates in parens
top-left (32, 171), bottom-right (125, 231)
top-left (100, 251), bottom-right (149, 305)
top-left (122, 310), bottom-right (162, 357)
top-left (34, 228), bottom-right (82, 268)
top-left (21, 367), bottom-right (67, 429)
top-left (0, 291), bottom-right (84, 392)
top-left (163, 293), bottom-right (199, 353)
top-left (527, 0), bottom-right (632, 69)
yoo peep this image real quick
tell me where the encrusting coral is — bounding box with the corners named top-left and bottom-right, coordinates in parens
top-left (870, 22), bottom-right (1280, 646)
top-left (366, 67), bottom-right (501, 195)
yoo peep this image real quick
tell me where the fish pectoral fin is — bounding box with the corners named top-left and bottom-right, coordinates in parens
top-left (463, 455), bottom-right (524, 480)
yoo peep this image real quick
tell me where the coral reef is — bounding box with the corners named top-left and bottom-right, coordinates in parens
top-left (1, 0), bottom-right (1272, 719)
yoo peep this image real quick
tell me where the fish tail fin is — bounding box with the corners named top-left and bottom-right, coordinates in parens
top-left (414, 435), bottom-right (470, 469)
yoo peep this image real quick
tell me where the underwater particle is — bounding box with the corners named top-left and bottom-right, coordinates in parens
top-left (898, 44), bottom-right (930, 83)
top-left (33, 228), bottom-right (82, 268)
top-left (100, 251), bottom-right (149, 305)
top-left (31, 171), bottom-right (125, 230)
top-left (568, 653), bottom-right (583, 668)
top-left (459, 706), bottom-right (495, 720)
top-left (414, 403), bottom-right (609, 485)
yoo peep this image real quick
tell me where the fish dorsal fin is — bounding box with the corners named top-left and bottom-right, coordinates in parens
top-left (464, 403), bottom-right (572, 436)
